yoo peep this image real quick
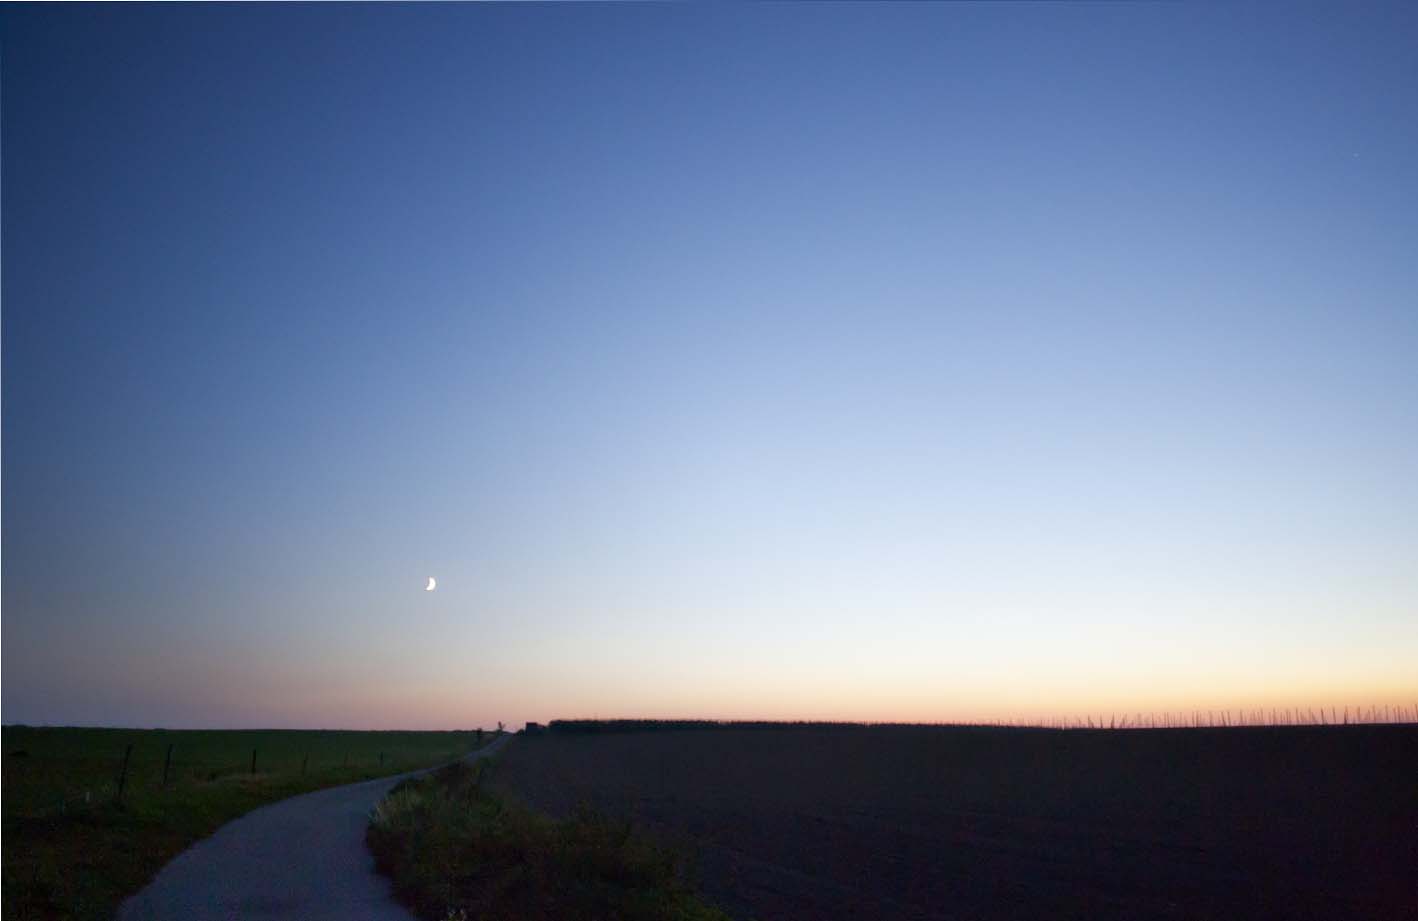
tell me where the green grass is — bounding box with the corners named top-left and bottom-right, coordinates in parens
top-left (367, 758), bottom-right (730, 921)
top-left (3, 725), bottom-right (492, 921)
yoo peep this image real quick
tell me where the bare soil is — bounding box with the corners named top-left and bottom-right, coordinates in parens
top-left (493, 725), bottom-right (1417, 921)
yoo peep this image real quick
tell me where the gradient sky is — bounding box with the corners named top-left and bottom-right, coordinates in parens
top-left (4, 4), bottom-right (1416, 730)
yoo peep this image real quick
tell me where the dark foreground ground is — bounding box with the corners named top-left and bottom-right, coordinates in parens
top-left (494, 724), bottom-right (1417, 921)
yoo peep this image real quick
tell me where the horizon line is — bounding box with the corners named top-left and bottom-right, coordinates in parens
top-left (7, 701), bottom-right (1418, 734)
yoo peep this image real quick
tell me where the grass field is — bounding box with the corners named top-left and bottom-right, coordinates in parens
top-left (495, 723), bottom-right (1418, 921)
top-left (3, 725), bottom-right (490, 921)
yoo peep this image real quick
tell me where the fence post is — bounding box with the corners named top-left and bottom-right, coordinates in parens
top-left (162, 744), bottom-right (174, 788)
top-left (251, 749), bottom-right (257, 775)
top-left (379, 752), bottom-right (384, 768)
top-left (302, 754), bottom-right (308, 776)
top-left (115, 744), bottom-right (134, 804)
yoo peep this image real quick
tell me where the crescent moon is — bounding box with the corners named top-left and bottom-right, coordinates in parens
top-left (425, 577), bottom-right (436, 592)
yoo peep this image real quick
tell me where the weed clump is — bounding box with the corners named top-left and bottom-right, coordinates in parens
top-left (367, 760), bottom-right (726, 921)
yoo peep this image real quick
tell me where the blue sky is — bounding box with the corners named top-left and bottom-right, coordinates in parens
top-left (4, 4), bottom-right (1416, 729)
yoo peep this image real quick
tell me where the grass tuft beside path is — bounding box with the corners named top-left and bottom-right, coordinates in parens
top-left (3, 726), bottom-right (490, 921)
top-left (367, 757), bottom-right (729, 921)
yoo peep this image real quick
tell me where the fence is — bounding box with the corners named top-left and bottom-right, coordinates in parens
top-left (4, 728), bottom-right (486, 820)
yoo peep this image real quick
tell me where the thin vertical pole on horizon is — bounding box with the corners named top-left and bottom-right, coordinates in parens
top-left (115, 745), bottom-right (133, 804)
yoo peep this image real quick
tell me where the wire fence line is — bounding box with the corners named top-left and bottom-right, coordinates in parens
top-left (6, 730), bottom-right (489, 820)
top-left (978, 703), bottom-right (1418, 731)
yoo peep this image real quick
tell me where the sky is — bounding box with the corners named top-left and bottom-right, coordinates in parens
top-left (3, 4), bottom-right (1416, 730)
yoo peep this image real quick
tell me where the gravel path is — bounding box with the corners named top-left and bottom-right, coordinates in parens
top-left (118, 734), bottom-right (511, 921)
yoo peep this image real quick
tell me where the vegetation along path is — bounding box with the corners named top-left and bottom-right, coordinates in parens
top-left (117, 734), bottom-right (511, 921)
